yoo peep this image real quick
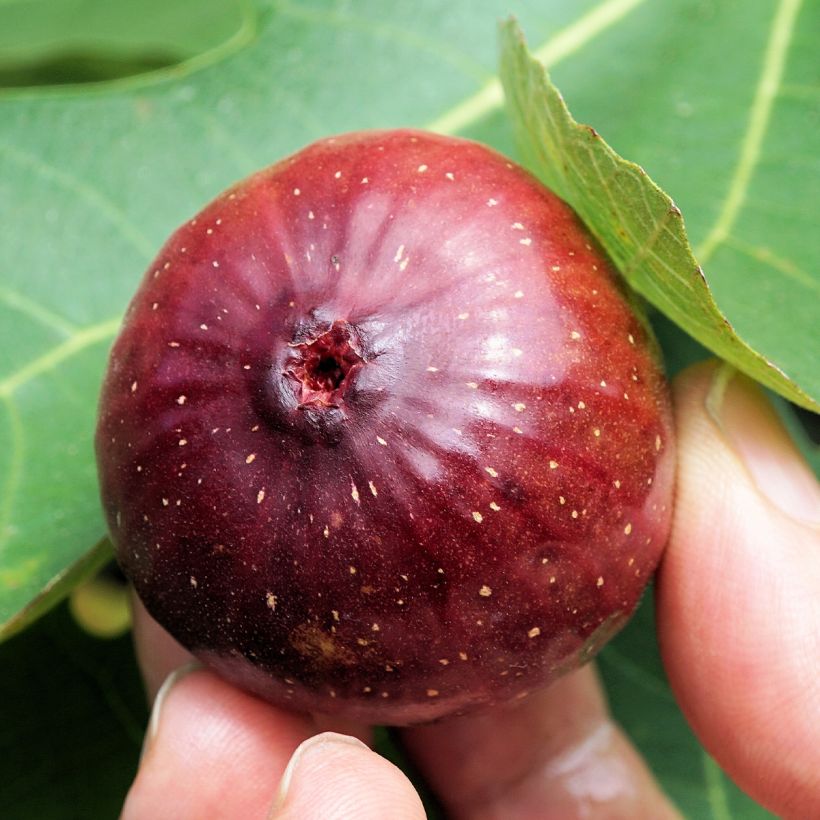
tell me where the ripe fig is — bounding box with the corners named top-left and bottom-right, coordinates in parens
top-left (96, 130), bottom-right (675, 724)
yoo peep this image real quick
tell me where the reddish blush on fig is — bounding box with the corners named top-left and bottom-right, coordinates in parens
top-left (96, 129), bottom-right (675, 725)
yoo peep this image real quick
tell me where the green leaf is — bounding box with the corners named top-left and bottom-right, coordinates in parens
top-left (499, 8), bottom-right (819, 412)
top-left (0, 537), bottom-right (112, 641)
top-left (0, 599), bottom-right (147, 820)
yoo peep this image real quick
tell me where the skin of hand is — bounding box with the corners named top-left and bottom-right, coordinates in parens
top-left (121, 361), bottom-right (820, 820)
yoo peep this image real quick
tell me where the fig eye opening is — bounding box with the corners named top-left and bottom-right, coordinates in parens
top-left (287, 320), bottom-right (364, 406)
top-left (312, 352), bottom-right (347, 391)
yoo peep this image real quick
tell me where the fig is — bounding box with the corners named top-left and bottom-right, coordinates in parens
top-left (96, 130), bottom-right (674, 724)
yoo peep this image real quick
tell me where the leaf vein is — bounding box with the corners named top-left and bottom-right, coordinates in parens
top-left (723, 235), bottom-right (819, 292)
top-left (0, 286), bottom-right (78, 338)
top-left (696, 0), bottom-right (803, 262)
top-left (0, 141), bottom-right (154, 260)
top-left (0, 316), bottom-right (121, 399)
top-left (427, 0), bottom-right (648, 134)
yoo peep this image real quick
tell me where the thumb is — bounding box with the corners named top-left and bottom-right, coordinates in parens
top-left (269, 732), bottom-right (426, 820)
top-left (657, 361), bottom-right (820, 818)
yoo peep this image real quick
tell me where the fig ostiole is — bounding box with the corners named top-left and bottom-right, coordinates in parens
top-left (96, 130), bottom-right (674, 725)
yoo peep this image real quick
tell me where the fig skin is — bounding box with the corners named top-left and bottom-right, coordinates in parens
top-left (96, 129), bottom-right (675, 725)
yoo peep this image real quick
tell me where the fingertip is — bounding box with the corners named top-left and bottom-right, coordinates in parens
top-left (688, 361), bottom-right (819, 524)
top-left (658, 360), bottom-right (820, 817)
top-left (143, 660), bottom-right (202, 759)
top-left (124, 668), bottom-right (313, 820)
top-left (269, 731), bottom-right (425, 820)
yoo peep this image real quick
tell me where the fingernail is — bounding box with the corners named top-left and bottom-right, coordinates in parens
top-left (140, 661), bottom-right (202, 762)
top-left (707, 363), bottom-right (820, 524)
top-left (269, 732), bottom-right (369, 816)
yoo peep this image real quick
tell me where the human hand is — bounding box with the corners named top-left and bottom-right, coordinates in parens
top-left (122, 361), bottom-right (820, 819)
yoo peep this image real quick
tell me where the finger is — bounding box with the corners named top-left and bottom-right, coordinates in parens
top-left (656, 361), bottom-right (820, 819)
top-left (269, 732), bottom-right (425, 820)
top-left (123, 663), bottom-right (423, 819)
top-left (122, 667), bottom-right (315, 820)
top-left (401, 664), bottom-right (680, 819)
